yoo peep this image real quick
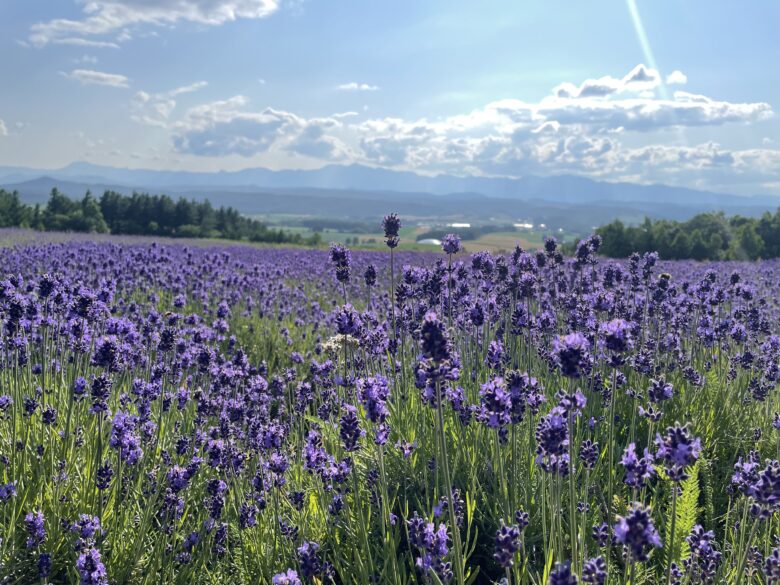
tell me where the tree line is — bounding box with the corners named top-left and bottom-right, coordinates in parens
top-left (596, 209), bottom-right (780, 260)
top-left (0, 188), bottom-right (322, 245)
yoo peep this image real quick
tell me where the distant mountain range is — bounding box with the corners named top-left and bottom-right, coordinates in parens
top-left (1, 162), bottom-right (778, 233)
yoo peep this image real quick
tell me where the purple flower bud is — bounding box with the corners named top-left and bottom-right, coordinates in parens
top-left (442, 234), bottom-right (462, 255)
top-left (613, 504), bottom-right (662, 562)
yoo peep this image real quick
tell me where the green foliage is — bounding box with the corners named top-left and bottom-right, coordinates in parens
top-left (700, 458), bottom-right (715, 530)
top-left (0, 187), bottom-right (322, 245)
top-left (0, 190), bottom-right (32, 227)
top-left (663, 460), bottom-right (700, 565)
top-left (597, 209), bottom-right (780, 260)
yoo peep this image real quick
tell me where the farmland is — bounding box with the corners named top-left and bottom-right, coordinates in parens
top-left (0, 223), bottom-right (778, 584)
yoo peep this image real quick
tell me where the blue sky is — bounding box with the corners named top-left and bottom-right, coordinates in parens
top-left (1, 1), bottom-right (778, 195)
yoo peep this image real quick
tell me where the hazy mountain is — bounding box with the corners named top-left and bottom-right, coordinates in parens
top-left (2, 161), bottom-right (779, 206)
top-left (2, 162), bottom-right (779, 233)
top-left (1, 176), bottom-right (136, 206)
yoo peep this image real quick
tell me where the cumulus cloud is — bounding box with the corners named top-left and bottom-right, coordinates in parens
top-left (0, 119), bottom-right (7, 136)
top-left (173, 96), bottom-right (298, 156)
top-left (132, 81), bottom-right (209, 128)
top-left (29, 0), bottom-right (279, 47)
top-left (553, 64), bottom-right (661, 99)
top-left (623, 64), bottom-right (660, 88)
top-left (286, 122), bottom-right (348, 160)
top-left (337, 82), bottom-right (379, 92)
top-left (167, 64), bottom-right (778, 192)
top-left (62, 69), bottom-right (129, 87)
top-left (172, 95), bottom-right (351, 158)
top-left (533, 95), bottom-right (770, 132)
top-left (666, 70), bottom-right (688, 85)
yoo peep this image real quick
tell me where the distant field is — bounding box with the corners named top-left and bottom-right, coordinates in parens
top-left (255, 214), bottom-right (560, 252)
top-left (0, 223), bottom-right (561, 255)
top-left (462, 230), bottom-right (545, 252)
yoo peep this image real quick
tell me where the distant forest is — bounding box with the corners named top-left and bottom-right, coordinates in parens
top-left (597, 210), bottom-right (780, 260)
top-left (0, 188), bottom-right (321, 245)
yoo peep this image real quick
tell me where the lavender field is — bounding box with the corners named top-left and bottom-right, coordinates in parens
top-left (0, 222), bottom-right (779, 584)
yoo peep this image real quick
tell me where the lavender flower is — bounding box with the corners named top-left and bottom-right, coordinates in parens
top-left (442, 234), bottom-right (462, 255)
top-left (535, 406), bottom-right (570, 475)
top-left (765, 548), bottom-right (780, 584)
top-left (272, 569), bottom-right (303, 585)
top-left (109, 411), bottom-right (143, 465)
top-left (613, 504), bottom-right (662, 562)
top-left (553, 332), bottom-right (592, 378)
top-left (420, 311), bottom-right (451, 363)
top-left (684, 525), bottom-right (722, 583)
top-left (600, 318), bottom-right (633, 354)
top-left (364, 264), bottom-right (377, 287)
top-left (493, 523), bottom-right (521, 568)
top-left (733, 455), bottom-right (780, 517)
top-left (620, 443), bottom-right (656, 488)
top-left (297, 541), bottom-right (322, 578)
top-left (549, 561), bottom-right (578, 584)
top-left (357, 375), bottom-right (390, 424)
top-left (478, 377), bottom-right (511, 430)
top-left (579, 440), bottom-right (599, 470)
top-left (76, 548), bottom-right (108, 585)
top-left (648, 378), bottom-right (673, 404)
top-left (339, 404), bottom-right (365, 452)
top-left (71, 514), bottom-right (103, 547)
top-left (408, 514), bottom-right (452, 582)
top-left (25, 511), bottom-right (46, 548)
top-left (382, 213), bottom-right (401, 248)
top-left (328, 243), bottom-right (352, 284)
top-left (582, 556), bottom-right (606, 584)
top-left (0, 482), bottom-right (17, 503)
top-left (335, 303), bottom-right (362, 336)
top-left (654, 423), bottom-right (701, 481)
top-left (515, 509), bottom-right (530, 530)
top-left (89, 373), bottom-right (112, 415)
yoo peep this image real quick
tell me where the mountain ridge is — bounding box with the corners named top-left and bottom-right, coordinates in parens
top-left (3, 172), bottom-right (780, 235)
top-left (1, 161), bottom-right (778, 208)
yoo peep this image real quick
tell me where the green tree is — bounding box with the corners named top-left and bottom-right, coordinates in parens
top-left (81, 192), bottom-right (109, 233)
top-left (596, 220), bottom-right (632, 257)
top-left (735, 223), bottom-right (764, 259)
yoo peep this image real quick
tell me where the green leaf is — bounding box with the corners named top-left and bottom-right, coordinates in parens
top-left (664, 459), bottom-right (700, 565)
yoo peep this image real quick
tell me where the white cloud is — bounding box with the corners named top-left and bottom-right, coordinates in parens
top-left (132, 81), bottom-right (209, 127)
top-left (172, 95), bottom-right (350, 157)
top-left (622, 64), bottom-right (660, 88)
top-left (533, 94), bottom-right (770, 132)
top-left (173, 96), bottom-right (297, 156)
top-left (553, 64), bottom-right (661, 99)
top-left (0, 120), bottom-right (7, 136)
top-left (166, 65), bottom-right (778, 192)
top-left (29, 0), bottom-right (279, 47)
top-left (62, 69), bottom-right (130, 88)
top-left (337, 82), bottom-right (379, 92)
top-left (169, 81), bottom-right (209, 97)
top-left (52, 37), bottom-right (120, 49)
top-left (286, 122), bottom-right (349, 160)
top-left (666, 70), bottom-right (688, 85)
